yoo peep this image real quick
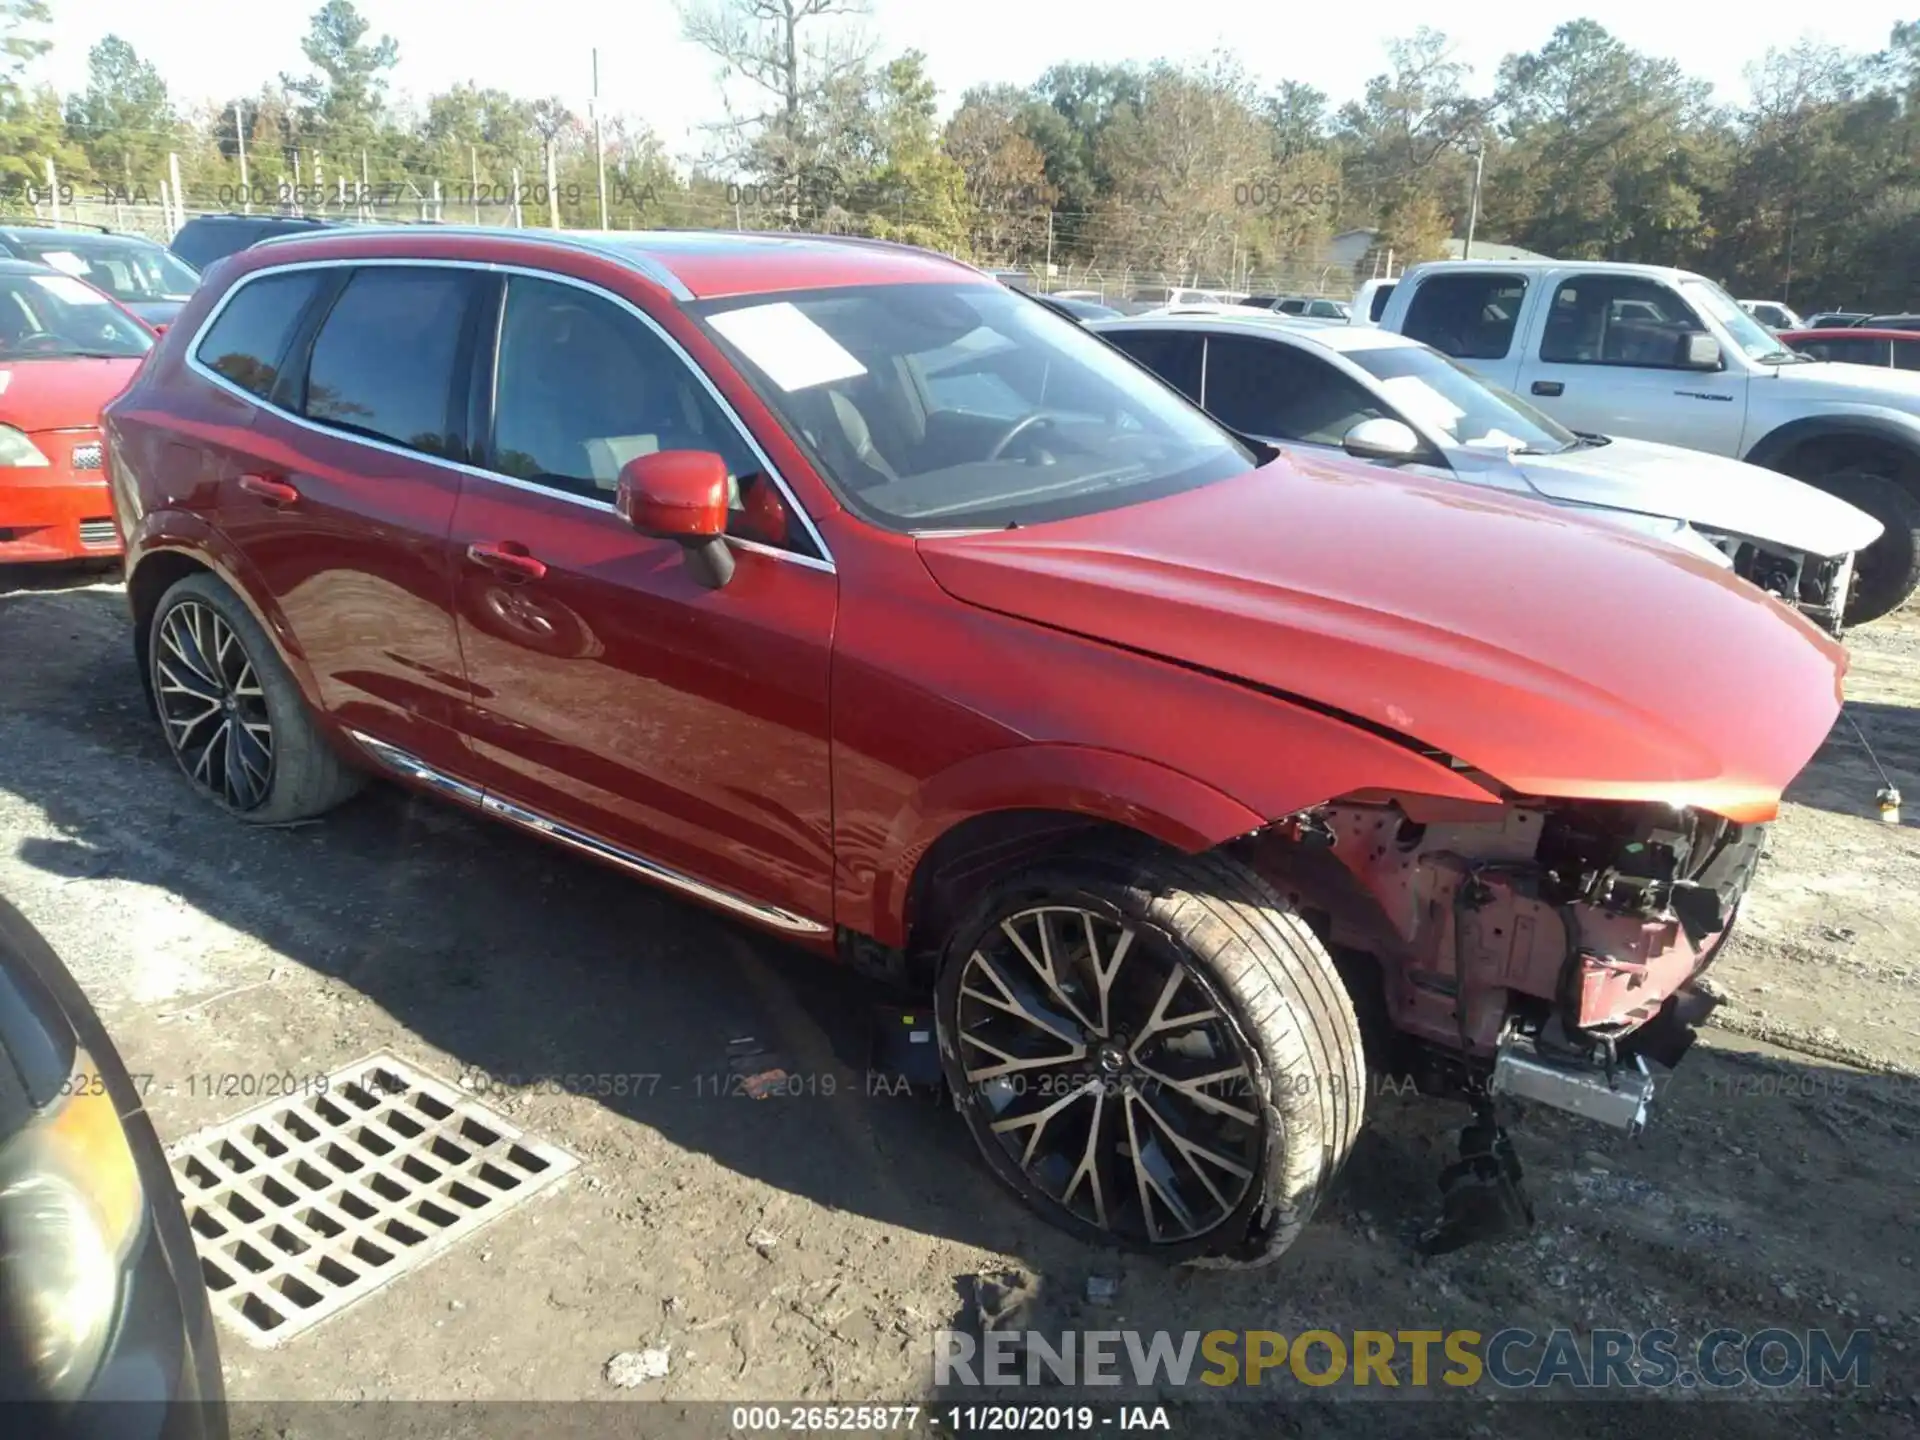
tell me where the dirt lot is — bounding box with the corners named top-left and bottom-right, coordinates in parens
top-left (2, 563), bottom-right (1917, 1437)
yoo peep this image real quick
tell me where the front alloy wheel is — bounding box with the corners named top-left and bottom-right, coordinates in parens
top-left (937, 852), bottom-right (1366, 1265)
top-left (953, 905), bottom-right (1263, 1246)
top-left (153, 598), bottom-right (275, 810)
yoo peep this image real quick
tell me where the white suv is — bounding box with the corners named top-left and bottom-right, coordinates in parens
top-left (1375, 260), bottom-right (1920, 621)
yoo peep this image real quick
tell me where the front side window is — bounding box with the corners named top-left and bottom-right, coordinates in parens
top-left (1349, 343), bottom-right (1576, 454)
top-left (195, 270), bottom-right (327, 398)
top-left (300, 267), bottom-right (475, 458)
top-left (1201, 334), bottom-right (1386, 444)
top-left (0, 272), bottom-right (152, 360)
top-left (697, 283), bottom-right (1251, 532)
top-left (1400, 273), bottom-right (1527, 359)
top-left (1542, 276), bottom-right (1716, 367)
top-left (487, 275), bottom-right (795, 549)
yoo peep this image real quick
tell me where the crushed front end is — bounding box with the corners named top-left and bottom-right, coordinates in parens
top-left (1711, 533), bottom-right (1854, 635)
top-left (1248, 796), bottom-right (1768, 1250)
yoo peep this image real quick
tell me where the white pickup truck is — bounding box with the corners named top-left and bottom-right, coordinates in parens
top-left (1372, 259), bottom-right (1920, 621)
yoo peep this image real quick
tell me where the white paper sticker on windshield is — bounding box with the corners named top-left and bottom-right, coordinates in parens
top-left (708, 301), bottom-right (867, 392)
top-left (32, 274), bottom-right (109, 306)
top-left (1378, 375), bottom-right (1465, 430)
top-left (37, 251), bottom-right (92, 277)
top-left (0, 370), bottom-right (10, 394)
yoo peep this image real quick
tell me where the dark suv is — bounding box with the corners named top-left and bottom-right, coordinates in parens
top-left (166, 214), bottom-right (344, 276)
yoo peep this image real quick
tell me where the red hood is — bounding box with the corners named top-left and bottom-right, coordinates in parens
top-left (916, 453), bottom-right (1846, 823)
top-left (0, 357), bottom-right (145, 432)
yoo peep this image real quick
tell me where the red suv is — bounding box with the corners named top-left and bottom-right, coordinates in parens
top-left (103, 227), bottom-right (1844, 1265)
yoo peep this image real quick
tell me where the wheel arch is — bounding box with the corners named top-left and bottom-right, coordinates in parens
top-left (126, 520), bottom-right (319, 712)
top-left (1744, 414), bottom-right (1920, 492)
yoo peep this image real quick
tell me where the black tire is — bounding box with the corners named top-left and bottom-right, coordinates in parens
top-left (1821, 470), bottom-right (1920, 624)
top-left (934, 846), bottom-right (1365, 1267)
top-left (148, 572), bottom-right (365, 823)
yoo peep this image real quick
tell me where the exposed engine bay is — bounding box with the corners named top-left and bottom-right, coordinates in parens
top-left (1707, 531), bottom-right (1854, 634)
top-left (1246, 796), bottom-right (1768, 1253)
top-left (1249, 797), bottom-right (1765, 1076)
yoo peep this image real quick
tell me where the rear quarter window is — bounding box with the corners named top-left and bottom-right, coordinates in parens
top-left (194, 269), bottom-right (330, 399)
top-left (299, 267), bottom-right (476, 458)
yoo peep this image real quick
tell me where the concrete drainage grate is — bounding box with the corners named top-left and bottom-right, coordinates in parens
top-left (166, 1051), bottom-right (577, 1347)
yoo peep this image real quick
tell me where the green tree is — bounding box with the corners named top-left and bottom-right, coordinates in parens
top-left (66, 35), bottom-right (173, 191)
top-left (281, 0), bottom-right (399, 157)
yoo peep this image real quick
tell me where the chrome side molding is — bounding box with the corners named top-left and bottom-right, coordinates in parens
top-left (345, 730), bottom-right (830, 937)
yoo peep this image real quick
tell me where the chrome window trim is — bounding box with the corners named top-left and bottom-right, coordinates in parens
top-left (183, 255), bottom-right (836, 572)
top-left (346, 730), bottom-right (829, 936)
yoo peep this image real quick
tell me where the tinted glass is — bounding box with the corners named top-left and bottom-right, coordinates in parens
top-left (1897, 340), bottom-right (1920, 371)
top-left (195, 270), bottom-right (326, 398)
top-left (1542, 276), bottom-right (1714, 366)
top-left (1101, 329), bottom-right (1203, 401)
top-left (1202, 335), bottom-right (1386, 443)
top-left (0, 271), bottom-right (152, 360)
top-left (1369, 283), bottom-right (1395, 321)
top-left (699, 285), bottom-right (1250, 532)
top-left (1870, 316), bottom-right (1920, 333)
top-left (302, 268), bottom-right (473, 456)
top-left (1801, 337), bottom-right (1887, 366)
top-left (488, 275), bottom-right (794, 548)
top-left (1401, 273), bottom-right (1526, 359)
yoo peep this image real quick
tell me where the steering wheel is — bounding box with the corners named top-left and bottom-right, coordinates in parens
top-left (986, 411), bottom-right (1060, 462)
top-left (16, 333), bottom-right (67, 354)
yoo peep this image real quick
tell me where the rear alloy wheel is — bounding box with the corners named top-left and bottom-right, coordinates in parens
top-left (936, 850), bottom-right (1365, 1265)
top-left (148, 573), bottom-right (365, 823)
top-left (154, 598), bottom-right (275, 811)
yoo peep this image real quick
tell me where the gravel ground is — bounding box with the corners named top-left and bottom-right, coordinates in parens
top-left (2, 562), bottom-right (1916, 1437)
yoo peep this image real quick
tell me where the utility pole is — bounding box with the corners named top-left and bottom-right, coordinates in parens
top-left (361, 149), bottom-right (371, 221)
top-left (292, 151), bottom-right (303, 216)
top-left (234, 102), bottom-right (250, 213)
top-left (592, 48), bottom-right (608, 229)
top-left (511, 166), bottom-right (523, 227)
top-left (1463, 141), bottom-right (1485, 261)
top-left (546, 144), bottom-right (560, 228)
top-left (169, 152), bottom-right (185, 230)
top-left (1045, 209), bottom-right (1054, 277)
top-left (470, 145), bottom-right (481, 225)
top-left (45, 158), bottom-right (60, 224)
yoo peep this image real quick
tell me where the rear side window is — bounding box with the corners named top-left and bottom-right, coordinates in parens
top-left (1896, 341), bottom-right (1920, 371)
top-left (195, 270), bottom-right (328, 399)
top-left (1102, 329), bottom-right (1203, 402)
top-left (1369, 284), bottom-right (1395, 322)
top-left (301, 268), bottom-right (475, 457)
top-left (1401, 273), bottom-right (1526, 359)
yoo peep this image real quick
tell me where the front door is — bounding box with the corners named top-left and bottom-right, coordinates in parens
top-left (1521, 273), bottom-right (1748, 455)
top-left (445, 272), bottom-right (838, 933)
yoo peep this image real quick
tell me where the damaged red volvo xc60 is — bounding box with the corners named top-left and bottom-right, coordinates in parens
top-left (101, 227), bottom-right (1845, 1264)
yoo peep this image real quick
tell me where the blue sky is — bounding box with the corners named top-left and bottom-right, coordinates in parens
top-left (36, 0), bottom-right (1919, 161)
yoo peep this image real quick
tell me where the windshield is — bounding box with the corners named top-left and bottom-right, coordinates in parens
top-left (695, 282), bottom-right (1255, 531)
top-left (0, 271), bottom-right (153, 359)
top-left (1349, 344), bottom-right (1577, 454)
top-left (10, 237), bottom-right (199, 304)
top-left (1682, 279), bottom-right (1795, 361)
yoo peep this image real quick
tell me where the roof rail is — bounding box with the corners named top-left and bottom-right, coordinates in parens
top-left (247, 224), bottom-right (696, 301)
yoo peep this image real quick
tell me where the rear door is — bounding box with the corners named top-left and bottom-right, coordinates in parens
top-left (1395, 271), bottom-right (1530, 390)
top-left (196, 261), bottom-right (484, 776)
top-left (1098, 328), bottom-right (1203, 404)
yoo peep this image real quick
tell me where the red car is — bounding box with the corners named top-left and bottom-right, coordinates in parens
top-left (102, 228), bottom-right (1845, 1264)
top-left (0, 258), bottom-right (153, 563)
top-left (1779, 327), bottom-right (1920, 370)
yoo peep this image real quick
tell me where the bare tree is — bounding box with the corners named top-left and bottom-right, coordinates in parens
top-left (679, 0), bottom-right (876, 209)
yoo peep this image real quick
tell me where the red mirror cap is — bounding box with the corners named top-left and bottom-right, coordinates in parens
top-left (616, 451), bottom-right (730, 540)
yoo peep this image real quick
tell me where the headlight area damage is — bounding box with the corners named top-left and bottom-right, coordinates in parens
top-left (1241, 794), bottom-right (1766, 1255)
top-left (1709, 534), bottom-right (1856, 636)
